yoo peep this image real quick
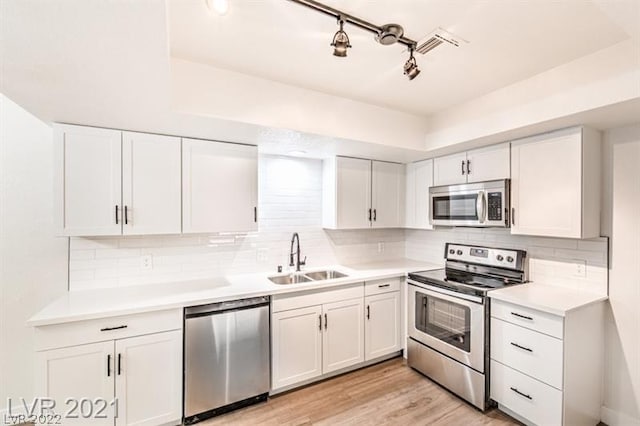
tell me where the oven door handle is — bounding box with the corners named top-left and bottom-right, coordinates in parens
top-left (476, 190), bottom-right (486, 224)
top-left (408, 280), bottom-right (484, 305)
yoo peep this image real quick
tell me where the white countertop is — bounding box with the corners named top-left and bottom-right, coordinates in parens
top-left (28, 259), bottom-right (441, 327)
top-left (489, 283), bottom-right (608, 316)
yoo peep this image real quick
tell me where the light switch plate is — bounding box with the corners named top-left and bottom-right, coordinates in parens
top-left (573, 260), bottom-right (587, 278)
top-left (141, 255), bottom-right (153, 271)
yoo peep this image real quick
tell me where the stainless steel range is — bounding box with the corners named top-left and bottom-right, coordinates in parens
top-left (407, 243), bottom-right (527, 410)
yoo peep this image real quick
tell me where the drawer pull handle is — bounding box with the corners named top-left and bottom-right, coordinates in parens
top-left (510, 387), bottom-right (532, 400)
top-left (378, 284), bottom-right (391, 288)
top-left (510, 342), bottom-right (533, 352)
top-left (510, 312), bottom-right (533, 321)
top-left (100, 325), bottom-right (128, 332)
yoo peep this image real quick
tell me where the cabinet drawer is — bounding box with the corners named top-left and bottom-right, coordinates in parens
top-left (491, 360), bottom-right (563, 426)
top-left (491, 299), bottom-right (563, 339)
top-left (272, 283), bottom-right (364, 313)
top-left (35, 309), bottom-right (182, 351)
top-left (491, 318), bottom-right (563, 389)
top-left (365, 277), bottom-right (401, 296)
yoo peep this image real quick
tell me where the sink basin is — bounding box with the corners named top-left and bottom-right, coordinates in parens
top-left (268, 269), bottom-right (348, 285)
top-left (268, 274), bottom-right (313, 285)
top-left (304, 270), bottom-right (348, 281)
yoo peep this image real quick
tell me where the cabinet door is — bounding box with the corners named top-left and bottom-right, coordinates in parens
top-left (122, 132), bottom-right (181, 235)
top-left (272, 306), bottom-right (323, 390)
top-left (433, 152), bottom-right (467, 186)
top-left (114, 331), bottom-right (182, 426)
top-left (511, 129), bottom-right (582, 238)
top-left (336, 157), bottom-right (372, 229)
top-left (365, 292), bottom-right (401, 360)
top-left (405, 159), bottom-right (433, 229)
top-left (182, 139), bottom-right (258, 233)
top-left (35, 342), bottom-right (115, 426)
top-left (466, 142), bottom-right (510, 183)
top-left (322, 298), bottom-right (364, 374)
top-left (54, 124), bottom-right (122, 236)
top-left (372, 161), bottom-right (404, 228)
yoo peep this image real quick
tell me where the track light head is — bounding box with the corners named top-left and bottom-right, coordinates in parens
top-left (404, 47), bottom-right (420, 80)
top-left (331, 19), bottom-right (351, 57)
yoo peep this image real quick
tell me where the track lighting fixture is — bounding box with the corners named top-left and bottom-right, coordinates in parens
top-left (403, 46), bottom-right (420, 80)
top-left (288, 0), bottom-right (423, 80)
top-left (331, 18), bottom-right (351, 57)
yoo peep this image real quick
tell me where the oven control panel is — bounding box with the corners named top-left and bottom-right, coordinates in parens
top-left (446, 243), bottom-right (525, 271)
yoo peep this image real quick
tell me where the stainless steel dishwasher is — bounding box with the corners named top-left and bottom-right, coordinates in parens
top-left (183, 296), bottom-right (270, 424)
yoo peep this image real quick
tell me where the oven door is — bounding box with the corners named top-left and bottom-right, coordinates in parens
top-left (408, 281), bottom-right (485, 373)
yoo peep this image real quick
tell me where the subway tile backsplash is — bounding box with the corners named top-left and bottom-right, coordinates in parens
top-left (69, 155), bottom-right (608, 295)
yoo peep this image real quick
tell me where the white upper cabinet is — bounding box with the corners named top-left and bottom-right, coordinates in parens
top-left (55, 124), bottom-right (182, 236)
top-left (511, 127), bottom-right (601, 239)
top-left (182, 139), bottom-right (258, 234)
top-left (405, 159), bottom-right (433, 229)
top-left (55, 124), bottom-right (122, 236)
top-left (465, 143), bottom-right (510, 183)
top-left (433, 152), bottom-right (467, 186)
top-left (433, 143), bottom-right (510, 186)
top-left (122, 132), bottom-right (181, 235)
top-left (323, 157), bottom-right (403, 229)
top-left (371, 161), bottom-right (404, 228)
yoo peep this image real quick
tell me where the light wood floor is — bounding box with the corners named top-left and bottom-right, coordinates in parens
top-left (200, 357), bottom-right (520, 426)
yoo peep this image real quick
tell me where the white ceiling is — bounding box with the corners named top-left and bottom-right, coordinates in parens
top-left (169, 0), bottom-right (631, 116)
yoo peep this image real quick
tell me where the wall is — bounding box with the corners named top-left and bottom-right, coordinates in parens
top-left (0, 95), bottom-right (68, 414)
top-left (69, 155), bottom-right (405, 290)
top-left (600, 124), bottom-right (640, 425)
top-left (406, 228), bottom-right (608, 295)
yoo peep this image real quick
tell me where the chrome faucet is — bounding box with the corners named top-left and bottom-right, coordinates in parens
top-left (289, 232), bottom-right (306, 272)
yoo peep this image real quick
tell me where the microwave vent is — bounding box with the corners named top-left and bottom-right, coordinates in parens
top-left (415, 28), bottom-right (466, 55)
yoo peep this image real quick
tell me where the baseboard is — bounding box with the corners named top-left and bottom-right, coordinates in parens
top-left (601, 406), bottom-right (640, 426)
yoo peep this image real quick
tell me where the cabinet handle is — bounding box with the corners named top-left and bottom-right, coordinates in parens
top-left (115, 205), bottom-right (119, 225)
top-left (254, 207), bottom-right (257, 223)
top-left (318, 314), bottom-right (322, 331)
top-left (366, 305), bottom-right (370, 320)
top-left (100, 325), bottom-right (128, 332)
top-left (124, 206), bottom-right (128, 225)
top-left (378, 284), bottom-right (390, 288)
top-left (461, 160), bottom-right (465, 175)
top-left (117, 353), bottom-right (122, 375)
top-left (324, 313), bottom-right (328, 330)
top-left (511, 207), bottom-right (515, 226)
top-left (510, 312), bottom-right (533, 321)
top-left (510, 387), bottom-right (532, 400)
top-left (107, 354), bottom-right (111, 377)
top-left (368, 208), bottom-right (372, 222)
top-left (510, 342), bottom-right (533, 352)
top-left (373, 209), bottom-right (377, 221)
top-left (467, 160), bottom-right (471, 174)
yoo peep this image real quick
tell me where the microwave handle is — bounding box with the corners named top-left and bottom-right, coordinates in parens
top-left (476, 191), bottom-right (486, 223)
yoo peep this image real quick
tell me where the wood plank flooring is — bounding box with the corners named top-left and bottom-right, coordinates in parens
top-left (200, 357), bottom-right (520, 426)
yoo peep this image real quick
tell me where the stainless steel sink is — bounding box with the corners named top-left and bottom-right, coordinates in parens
top-left (304, 270), bottom-right (348, 281)
top-left (268, 274), bottom-right (313, 285)
top-left (268, 269), bottom-right (348, 285)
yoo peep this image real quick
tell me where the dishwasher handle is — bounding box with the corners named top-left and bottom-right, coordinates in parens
top-left (185, 296), bottom-right (270, 318)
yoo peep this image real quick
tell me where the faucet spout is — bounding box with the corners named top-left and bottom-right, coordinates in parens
top-left (289, 232), bottom-right (305, 272)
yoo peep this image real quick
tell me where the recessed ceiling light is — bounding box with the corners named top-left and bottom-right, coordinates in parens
top-left (205, 0), bottom-right (229, 16)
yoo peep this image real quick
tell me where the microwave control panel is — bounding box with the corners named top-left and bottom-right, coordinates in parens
top-left (487, 192), bottom-right (502, 221)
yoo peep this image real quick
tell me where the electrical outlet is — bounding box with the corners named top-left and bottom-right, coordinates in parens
top-left (141, 255), bottom-right (153, 271)
top-left (377, 242), bottom-right (385, 253)
top-left (256, 248), bottom-right (268, 263)
top-left (573, 260), bottom-right (586, 278)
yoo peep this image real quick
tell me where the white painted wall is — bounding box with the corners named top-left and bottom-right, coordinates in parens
top-left (69, 155), bottom-right (405, 290)
top-left (600, 124), bottom-right (640, 426)
top-left (171, 58), bottom-right (430, 151)
top-left (0, 95), bottom-right (68, 414)
top-left (423, 40), bottom-right (640, 152)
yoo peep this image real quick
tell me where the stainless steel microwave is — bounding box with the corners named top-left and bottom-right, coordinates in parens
top-left (429, 179), bottom-right (510, 227)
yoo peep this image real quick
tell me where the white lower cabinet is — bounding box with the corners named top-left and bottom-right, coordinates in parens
top-left (489, 298), bottom-right (604, 426)
top-left (271, 280), bottom-right (402, 393)
top-left (35, 310), bottom-right (182, 426)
